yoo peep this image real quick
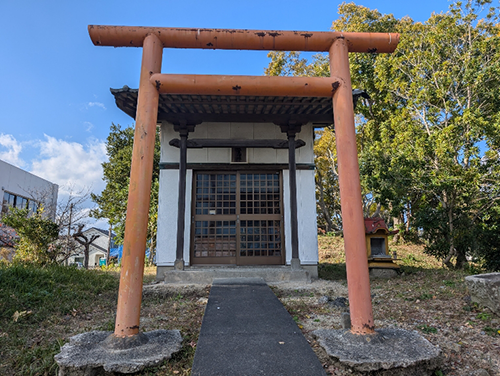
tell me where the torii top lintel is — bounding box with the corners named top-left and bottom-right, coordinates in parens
top-left (88, 25), bottom-right (399, 53)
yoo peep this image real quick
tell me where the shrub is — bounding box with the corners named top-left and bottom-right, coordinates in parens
top-left (2, 207), bottom-right (59, 265)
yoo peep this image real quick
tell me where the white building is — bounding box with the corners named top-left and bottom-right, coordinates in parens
top-left (111, 88), bottom-right (337, 280)
top-left (0, 159), bottom-right (58, 220)
top-left (67, 227), bottom-right (115, 268)
top-left (156, 122), bottom-right (318, 273)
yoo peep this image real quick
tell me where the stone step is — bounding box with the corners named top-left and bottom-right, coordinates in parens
top-left (163, 266), bottom-right (311, 284)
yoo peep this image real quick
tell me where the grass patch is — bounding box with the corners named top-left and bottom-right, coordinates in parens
top-left (483, 326), bottom-right (500, 336)
top-left (476, 312), bottom-right (491, 321)
top-left (318, 263), bottom-right (347, 280)
top-left (417, 324), bottom-right (438, 334)
top-left (0, 263), bottom-right (118, 322)
top-left (0, 263), bottom-right (119, 375)
top-left (0, 263), bottom-right (208, 375)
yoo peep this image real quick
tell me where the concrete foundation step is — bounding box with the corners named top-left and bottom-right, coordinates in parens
top-left (163, 265), bottom-right (311, 284)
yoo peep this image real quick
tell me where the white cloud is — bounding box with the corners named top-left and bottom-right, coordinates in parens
top-left (0, 134), bottom-right (25, 168)
top-left (31, 135), bottom-right (108, 196)
top-left (92, 217), bottom-right (110, 231)
top-left (84, 121), bottom-right (94, 132)
top-left (87, 102), bottom-right (106, 110)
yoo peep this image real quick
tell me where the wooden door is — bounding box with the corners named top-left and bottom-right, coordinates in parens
top-left (191, 171), bottom-right (283, 265)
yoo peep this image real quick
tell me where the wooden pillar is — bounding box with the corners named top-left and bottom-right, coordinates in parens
top-left (174, 123), bottom-right (195, 270)
top-left (329, 38), bottom-right (375, 335)
top-left (113, 33), bottom-right (163, 338)
top-left (280, 123), bottom-right (302, 269)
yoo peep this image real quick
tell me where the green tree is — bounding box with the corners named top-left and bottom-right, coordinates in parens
top-left (2, 208), bottom-right (59, 265)
top-left (91, 124), bottom-right (161, 261)
top-left (266, 1), bottom-right (500, 270)
top-left (375, 0), bottom-right (500, 268)
top-left (314, 127), bottom-right (342, 233)
top-left (266, 3), bottom-right (399, 233)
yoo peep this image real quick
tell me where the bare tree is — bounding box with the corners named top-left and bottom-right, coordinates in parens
top-left (72, 224), bottom-right (100, 269)
top-left (22, 185), bottom-right (95, 264)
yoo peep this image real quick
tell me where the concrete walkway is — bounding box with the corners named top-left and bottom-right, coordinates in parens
top-left (191, 278), bottom-right (326, 376)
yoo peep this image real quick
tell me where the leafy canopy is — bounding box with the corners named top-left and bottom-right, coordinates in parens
top-left (266, 0), bottom-right (500, 270)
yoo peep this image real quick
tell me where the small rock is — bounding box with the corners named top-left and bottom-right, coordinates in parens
top-left (329, 297), bottom-right (348, 308)
top-left (491, 319), bottom-right (499, 325)
top-left (317, 296), bottom-right (330, 304)
top-left (472, 369), bottom-right (490, 376)
top-left (197, 297), bottom-right (208, 304)
top-left (341, 312), bottom-right (351, 329)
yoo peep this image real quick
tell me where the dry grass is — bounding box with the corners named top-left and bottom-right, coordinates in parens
top-left (0, 264), bottom-right (209, 376)
top-left (272, 235), bottom-right (500, 376)
top-left (1, 239), bottom-right (498, 375)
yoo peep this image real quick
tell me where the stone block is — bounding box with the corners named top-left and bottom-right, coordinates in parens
top-left (313, 328), bottom-right (441, 375)
top-left (465, 273), bottom-right (500, 315)
top-left (369, 268), bottom-right (398, 279)
top-left (55, 330), bottom-right (182, 375)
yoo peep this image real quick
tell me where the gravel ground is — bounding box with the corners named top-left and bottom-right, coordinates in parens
top-left (272, 278), bottom-right (500, 376)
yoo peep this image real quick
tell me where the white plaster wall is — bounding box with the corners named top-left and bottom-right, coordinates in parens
top-left (283, 169), bottom-right (319, 265)
top-left (157, 121), bottom-right (317, 266)
top-left (83, 229), bottom-right (111, 251)
top-left (160, 121), bottom-right (314, 164)
top-left (0, 159), bottom-right (58, 219)
top-left (156, 169), bottom-right (192, 266)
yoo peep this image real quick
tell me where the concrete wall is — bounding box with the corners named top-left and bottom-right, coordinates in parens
top-left (156, 121), bottom-right (318, 267)
top-left (0, 159), bottom-right (58, 220)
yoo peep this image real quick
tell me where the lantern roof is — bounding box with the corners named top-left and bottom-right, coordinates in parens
top-left (364, 217), bottom-right (399, 235)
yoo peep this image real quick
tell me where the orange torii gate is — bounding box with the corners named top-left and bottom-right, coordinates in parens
top-left (88, 26), bottom-right (399, 339)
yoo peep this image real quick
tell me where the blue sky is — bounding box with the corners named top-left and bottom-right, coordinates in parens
top-left (0, 0), bottom-right (454, 227)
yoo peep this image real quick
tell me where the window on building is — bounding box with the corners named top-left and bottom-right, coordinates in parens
top-left (1, 191), bottom-right (38, 216)
top-left (231, 147), bottom-right (247, 163)
top-left (2, 192), bottom-right (14, 215)
top-left (17, 196), bottom-right (28, 209)
top-left (28, 200), bottom-right (38, 214)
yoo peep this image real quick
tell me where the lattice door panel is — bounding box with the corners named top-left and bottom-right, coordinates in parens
top-left (191, 171), bottom-right (283, 265)
top-left (193, 220), bottom-right (237, 258)
top-left (240, 220), bottom-right (282, 257)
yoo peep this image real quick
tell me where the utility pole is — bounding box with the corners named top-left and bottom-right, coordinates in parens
top-left (66, 203), bottom-right (73, 265)
top-left (107, 223), bottom-right (112, 266)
